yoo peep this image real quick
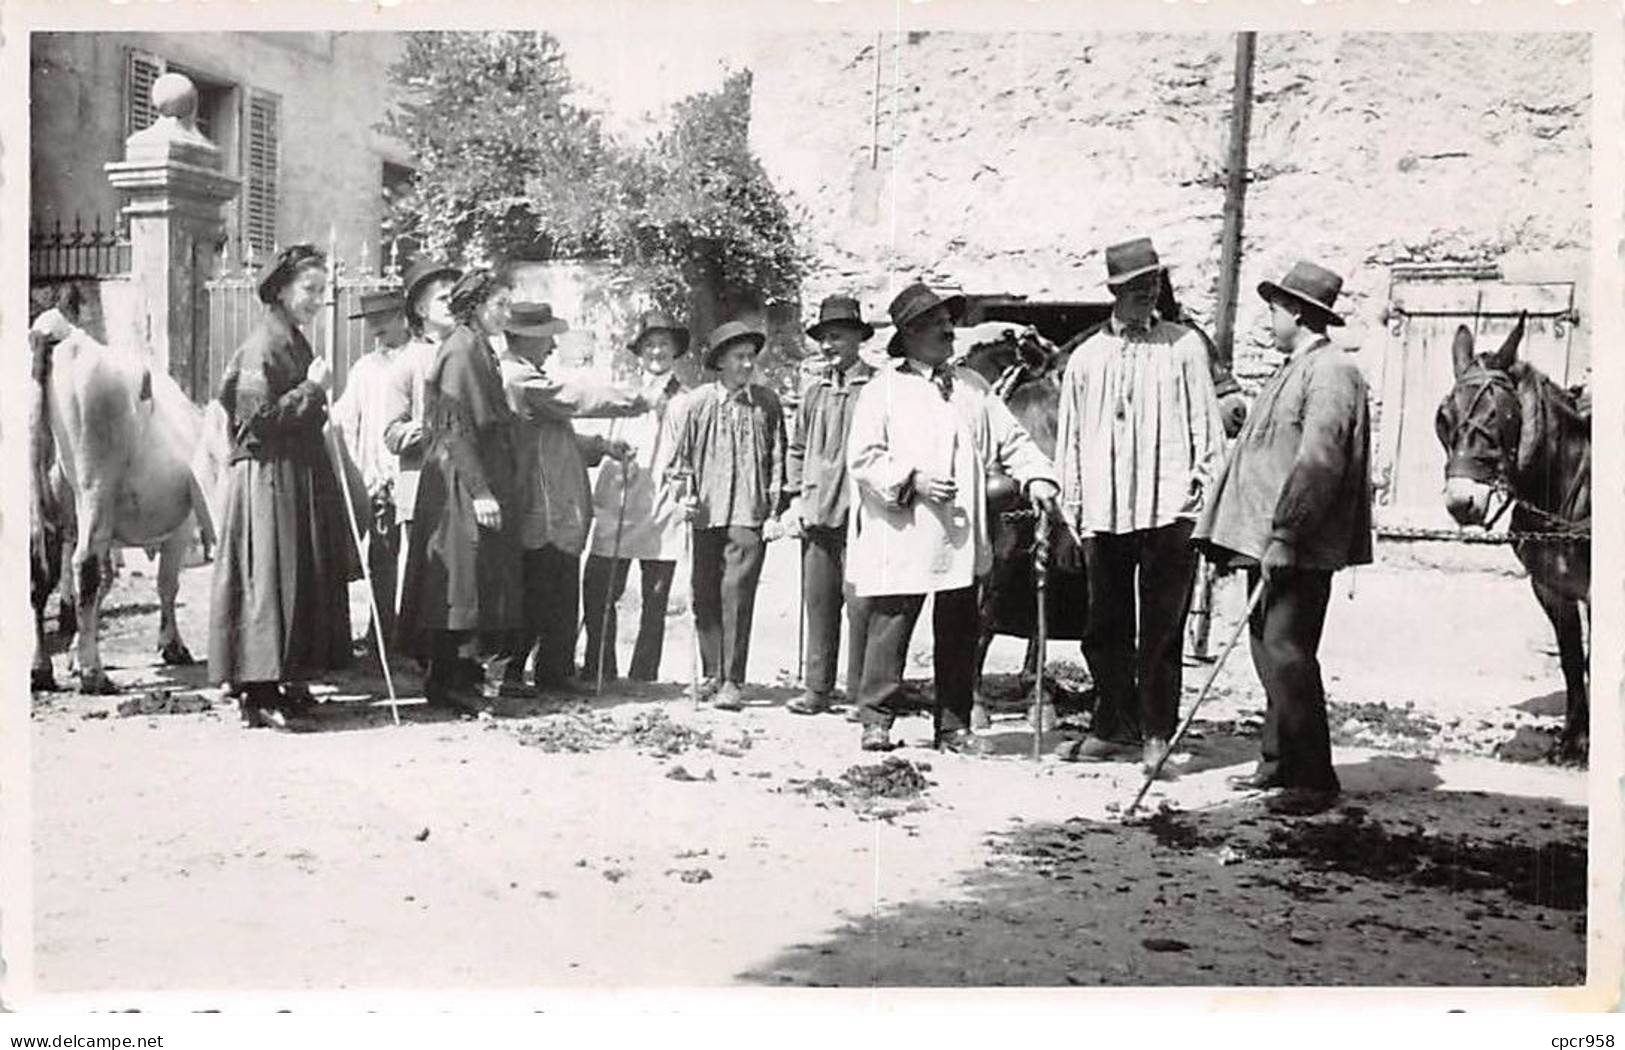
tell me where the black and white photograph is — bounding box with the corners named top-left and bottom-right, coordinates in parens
top-left (4, 0), bottom-right (1622, 1019)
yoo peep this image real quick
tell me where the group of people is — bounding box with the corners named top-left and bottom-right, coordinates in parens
top-left (206, 234), bottom-right (1372, 818)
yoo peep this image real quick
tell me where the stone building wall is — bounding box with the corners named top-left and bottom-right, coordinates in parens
top-left (746, 31), bottom-right (1591, 384)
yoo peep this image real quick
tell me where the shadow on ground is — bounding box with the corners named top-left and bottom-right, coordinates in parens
top-left (739, 781), bottom-right (1586, 987)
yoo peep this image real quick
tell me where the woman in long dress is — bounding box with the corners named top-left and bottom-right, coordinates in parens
top-left (394, 269), bottom-right (525, 713)
top-left (208, 244), bottom-right (355, 730)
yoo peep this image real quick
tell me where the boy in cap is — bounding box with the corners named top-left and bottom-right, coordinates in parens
top-left (583, 312), bottom-right (692, 684)
top-left (1054, 237), bottom-right (1228, 776)
top-left (495, 303), bottom-right (653, 695)
top-left (1195, 260), bottom-right (1372, 817)
top-left (332, 287), bottom-right (411, 650)
top-left (783, 296), bottom-right (877, 716)
top-left (659, 320), bottom-right (788, 710)
top-left (846, 282), bottom-right (1062, 754)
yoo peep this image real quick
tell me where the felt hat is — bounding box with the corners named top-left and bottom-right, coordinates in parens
top-left (1104, 237), bottom-right (1164, 288)
top-left (704, 320), bottom-right (766, 369)
top-left (628, 310), bottom-right (691, 357)
top-left (506, 301), bottom-right (570, 338)
top-left (349, 288), bottom-right (405, 321)
top-left (256, 244), bottom-right (325, 305)
top-left (401, 258), bottom-right (462, 311)
top-left (806, 295), bottom-right (875, 341)
top-left (884, 282), bottom-right (964, 357)
top-left (1258, 260), bottom-right (1347, 327)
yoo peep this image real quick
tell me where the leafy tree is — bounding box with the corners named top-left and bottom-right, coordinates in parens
top-left (381, 33), bottom-right (809, 332)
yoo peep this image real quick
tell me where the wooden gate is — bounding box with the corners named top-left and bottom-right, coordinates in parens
top-left (1373, 263), bottom-right (1584, 534)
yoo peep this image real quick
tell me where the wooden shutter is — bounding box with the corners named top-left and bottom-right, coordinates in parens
top-left (243, 91), bottom-right (281, 253)
top-left (125, 49), bottom-right (163, 138)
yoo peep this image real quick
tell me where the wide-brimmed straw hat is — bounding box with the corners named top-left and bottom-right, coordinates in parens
top-left (704, 320), bottom-right (766, 369)
top-left (1258, 260), bottom-right (1347, 327)
top-left (629, 310), bottom-right (691, 357)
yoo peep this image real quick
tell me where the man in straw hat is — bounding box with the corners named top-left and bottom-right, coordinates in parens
top-left (783, 295), bottom-right (877, 716)
top-left (1054, 237), bottom-right (1229, 776)
top-left (1194, 259), bottom-right (1371, 817)
top-left (332, 287), bottom-right (411, 651)
top-left (383, 258), bottom-right (464, 623)
top-left (659, 320), bottom-right (788, 711)
top-left (583, 311), bottom-right (692, 684)
top-left (846, 282), bottom-right (1062, 754)
top-left (494, 301), bottom-right (651, 695)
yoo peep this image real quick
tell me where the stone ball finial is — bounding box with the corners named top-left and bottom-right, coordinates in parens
top-left (151, 73), bottom-right (198, 120)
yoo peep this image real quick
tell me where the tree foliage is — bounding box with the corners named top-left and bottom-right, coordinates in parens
top-left (381, 32), bottom-right (808, 318)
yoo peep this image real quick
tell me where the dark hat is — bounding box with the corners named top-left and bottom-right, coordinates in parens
top-left (704, 320), bottom-right (766, 369)
top-left (349, 288), bottom-right (405, 321)
top-left (629, 310), bottom-right (691, 357)
top-left (446, 268), bottom-right (509, 322)
top-left (400, 257), bottom-right (462, 312)
top-left (807, 295), bottom-right (875, 341)
top-left (885, 282), bottom-right (964, 357)
top-left (506, 301), bottom-right (569, 339)
top-left (256, 243), bottom-right (325, 305)
top-left (1105, 237), bottom-right (1163, 287)
top-left (1258, 260), bottom-right (1347, 327)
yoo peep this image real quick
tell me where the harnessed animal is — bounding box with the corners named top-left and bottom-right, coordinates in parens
top-left (1435, 314), bottom-right (1591, 758)
top-left (29, 304), bottom-right (223, 694)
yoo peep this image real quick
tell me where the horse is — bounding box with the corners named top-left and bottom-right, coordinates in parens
top-left (1436, 315), bottom-right (1590, 758)
top-left (957, 324), bottom-right (1088, 729)
top-left (29, 305), bottom-right (224, 695)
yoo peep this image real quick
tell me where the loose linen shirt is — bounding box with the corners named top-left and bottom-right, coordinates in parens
top-left (332, 347), bottom-right (402, 502)
top-left (381, 334), bottom-right (443, 523)
top-left (846, 358), bottom-right (1057, 598)
top-left (588, 373), bottom-right (688, 562)
top-left (659, 381), bottom-right (787, 530)
top-left (1055, 316), bottom-right (1227, 536)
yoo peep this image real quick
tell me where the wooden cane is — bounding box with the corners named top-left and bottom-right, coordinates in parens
top-left (595, 436), bottom-right (631, 697)
top-left (1123, 575), bottom-right (1267, 820)
top-left (1031, 499), bottom-right (1050, 765)
top-left (325, 424), bottom-right (401, 726)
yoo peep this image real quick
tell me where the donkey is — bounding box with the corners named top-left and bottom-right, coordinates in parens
top-left (1436, 315), bottom-right (1591, 758)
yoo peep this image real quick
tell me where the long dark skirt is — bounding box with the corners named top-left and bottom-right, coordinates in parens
top-left (208, 456), bottom-right (354, 686)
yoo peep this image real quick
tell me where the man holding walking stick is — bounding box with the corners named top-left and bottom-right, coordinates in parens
top-left (1194, 259), bottom-right (1373, 817)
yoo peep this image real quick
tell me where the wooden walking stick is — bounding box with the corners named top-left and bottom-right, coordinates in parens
top-left (325, 424), bottom-right (401, 726)
top-left (670, 469), bottom-right (703, 706)
top-left (594, 432), bottom-right (631, 697)
top-left (1031, 500), bottom-right (1050, 764)
top-left (1123, 575), bottom-right (1267, 820)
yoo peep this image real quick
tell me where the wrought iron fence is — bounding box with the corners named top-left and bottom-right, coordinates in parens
top-left (30, 213), bottom-right (131, 278)
top-left (204, 241), bottom-right (404, 402)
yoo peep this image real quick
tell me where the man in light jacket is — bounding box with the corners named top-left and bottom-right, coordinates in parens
top-left (1195, 259), bottom-right (1372, 817)
top-left (495, 302), bottom-right (652, 694)
top-left (846, 282), bottom-right (1063, 755)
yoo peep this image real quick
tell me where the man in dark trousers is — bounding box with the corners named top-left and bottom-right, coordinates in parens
top-left (661, 321), bottom-right (788, 711)
top-left (784, 295), bottom-right (876, 716)
top-left (1054, 238), bottom-right (1228, 776)
top-left (846, 282), bottom-right (1062, 754)
top-left (1195, 259), bottom-right (1373, 817)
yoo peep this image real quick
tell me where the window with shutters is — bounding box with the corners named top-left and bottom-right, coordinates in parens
top-left (125, 49), bottom-right (162, 138)
top-left (243, 92), bottom-right (281, 254)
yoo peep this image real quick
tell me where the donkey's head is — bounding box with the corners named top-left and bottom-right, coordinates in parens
top-left (1435, 314), bottom-right (1524, 526)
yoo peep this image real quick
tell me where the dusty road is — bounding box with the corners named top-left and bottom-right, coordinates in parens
top-left (28, 538), bottom-right (1588, 994)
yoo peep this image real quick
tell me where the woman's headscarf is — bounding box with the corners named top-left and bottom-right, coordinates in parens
top-left (446, 268), bottom-right (509, 324)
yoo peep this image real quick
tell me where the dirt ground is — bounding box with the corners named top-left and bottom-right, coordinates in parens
top-left (28, 537), bottom-right (1588, 994)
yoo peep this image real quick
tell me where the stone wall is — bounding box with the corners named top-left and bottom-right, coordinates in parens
top-left (31, 31), bottom-right (409, 268)
top-left (746, 31), bottom-right (1591, 385)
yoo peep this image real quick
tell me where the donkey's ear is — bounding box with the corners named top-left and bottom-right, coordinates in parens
top-left (1488, 312), bottom-right (1525, 372)
top-left (1452, 325), bottom-right (1476, 378)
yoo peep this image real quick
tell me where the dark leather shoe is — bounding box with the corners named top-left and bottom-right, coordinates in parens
top-left (787, 691), bottom-right (831, 716)
top-left (427, 683), bottom-right (490, 718)
top-left (1060, 735), bottom-right (1138, 763)
top-left (936, 730), bottom-right (995, 757)
top-left (1227, 771), bottom-right (1282, 792)
top-left (860, 725), bottom-right (892, 751)
top-left (1265, 787), bottom-right (1340, 817)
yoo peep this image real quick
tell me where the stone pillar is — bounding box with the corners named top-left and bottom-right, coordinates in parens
top-left (105, 73), bottom-right (241, 399)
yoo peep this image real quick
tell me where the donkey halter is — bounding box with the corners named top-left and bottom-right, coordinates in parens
top-left (1443, 365), bottom-right (1520, 529)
